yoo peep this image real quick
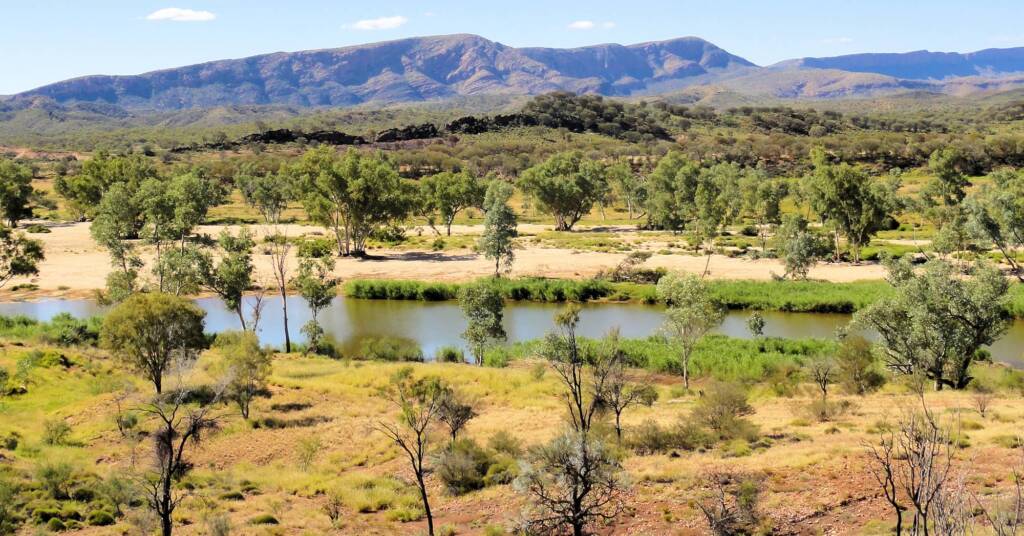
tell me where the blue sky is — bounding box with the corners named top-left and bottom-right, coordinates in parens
top-left (3, 1), bottom-right (1024, 94)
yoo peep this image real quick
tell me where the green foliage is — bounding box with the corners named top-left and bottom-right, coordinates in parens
top-left (235, 164), bottom-right (294, 224)
top-left (250, 514), bottom-right (279, 525)
top-left (658, 272), bottom-right (725, 388)
top-left (522, 92), bottom-right (670, 141)
top-left (458, 282), bottom-right (507, 365)
top-left (627, 418), bottom-right (715, 454)
top-left (834, 336), bottom-right (887, 395)
top-left (435, 438), bottom-right (515, 495)
top-left (804, 148), bottom-right (900, 262)
top-left (0, 313), bottom-right (99, 346)
top-left (219, 331), bottom-right (272, 420)
top-left (520, 151), bottom-right (609, 231)
top-left (478, 180), bottom-right (517, 275)
top-left (856, 258), bottom-right (1011, 390)
top-left (355, 336), bottom-right (423, 362)
top-left (199, 228), bottom-right (255, 328)
top-left (292, 147), bottom-right (414, 255)
top-left (41, 419), bottom-right (72, 446)
top-left (100, 292), bottom-right (207, 393)
top-left (419, 171), bottom-right (486, 235)
top-left (0, 225), bottom-right (43, 290)
top-left (293, 255), bottom-right (338, 353)
top-left (0, 158), bottom-right (34, 227)
top-left (774, 214), bottom-right (829, 280)
top-left (55, 152), bottom-right (157, 219)
top-left (692, 382), bottom-right (758, 441)
top-left (435, 346), bottom-right (465, 363)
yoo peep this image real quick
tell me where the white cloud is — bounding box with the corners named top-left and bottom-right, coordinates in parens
top-left (821, 36), bottom-right (854, 44)
top-left (568, 20), bottom-right (615, 30)
top-left (146, 8), bottom-right (216, 22)
top-left (347, 16), bottom-right (409, 30)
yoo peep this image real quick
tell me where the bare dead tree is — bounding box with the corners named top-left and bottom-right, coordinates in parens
top-left (376, 376), bottom-right (446, 536)
top-left (972, 387), bottom-right (996, 419)
top-left (594, 330), bottom-right (657, 441)
top-left (808, 356), bottom-right (836, 408)
top-left (696, 472), bottom-right (764, 536)
top-left (135, 378), bottom-right (223, 536)
top-left (247, 284), bottom-right (268, 334)
top-left (864, 398), bottom-right (964, 536)
top-left (539, 305), bottom-right (615, 435)
top-left (514, 430), bottom-right (627, 536)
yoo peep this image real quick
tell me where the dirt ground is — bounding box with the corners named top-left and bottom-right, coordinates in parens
top-left (8, 221), bottom-right (888, 299)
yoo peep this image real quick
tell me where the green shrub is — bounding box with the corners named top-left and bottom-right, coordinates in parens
top-left (25, 224), bottom-right (51, 234)
top-left (435, 439), bottom-right (493, 495)
top-left (487, 430), bottom-right (523, 456)
top-left (627, 418), bottom-right (715, 455)
top-left (47, 517), bottom-right (66, 532)
top-left (297, 238), bottom-right (334, 258)
top-left (35, 462), bottom-right (74, 499)
top-left (482, 347), bottom-right (511, 368)
top-left (42, 419), bottom-right (72, 446)
top-left (355, 337), bottom-right (423, 362)
top-left (250, 514), bottom-right (279, 525)
top-left (86, 510), bottom-right (115, 526)
top-left (692, 382), bottom-right (758, 441)
top-left (435, 346), bottom-right (465, 363)
top-left (1, 432), bottom-right (18, 450)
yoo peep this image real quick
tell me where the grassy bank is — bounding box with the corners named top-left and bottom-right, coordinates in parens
top-left (343, 277), bottom-right (889, 312)
top-left (345, 277), bottom-right (1024, 315)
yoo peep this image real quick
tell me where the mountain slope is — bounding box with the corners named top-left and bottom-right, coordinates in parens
top-left (16, 34), bottom-right (754, 111)
top-left (782, 47), bottom-right (1024, 80)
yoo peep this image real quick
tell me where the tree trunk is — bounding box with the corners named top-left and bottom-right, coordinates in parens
top-left (682, 354), bottom-right (690, 390)
top-left (417, 473), bottom-right (434, 536)
top-left (236, 305), bottom-right (248, 331)
top-left (281, 286), bottom-right (291, 353)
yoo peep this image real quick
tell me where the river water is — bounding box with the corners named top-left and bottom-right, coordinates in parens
top-left (1, 297), bottom-right (1021, 366)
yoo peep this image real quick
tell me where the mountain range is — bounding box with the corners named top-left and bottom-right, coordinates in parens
top-left (9, 34), bottom-right (1024, 112)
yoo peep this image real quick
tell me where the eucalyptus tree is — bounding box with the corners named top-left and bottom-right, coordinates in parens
top-left (458, 282), bottom-right (507, 365)
top-left (293, 255), bottom-right (338, 354)
top-left (855, 257), bottom-right (1010, 390)
top-left (100, 292), bottom-right (206, 394)
top-left (519, 151), bottom-right (609, 231)
top-left (91, 182), bottom-right (144, 301)
top-left (0, 226), bottom-right (43, 289)
top-left (479, 180), bottom-right (518, 276)
top-left (237, 166), bottom-right (297, 350)
top-left (199, 229), bottom-right (256, 330)
top-left (418, 171), bottom-right (486, 236)
top-left (740, 171), bottom-right (789, 252)
top-left (657, 272), bottom-right (725, 389)
top-left (0, 158), bottom-right (35, 227)
top-left (968, 168), bottom-right (1024, 281)
top-left (293, 147), bottom-right (412, 256)
top-left (606, 160), bottom-right (646, 220)
top-left (645, 151), bottom-right (700, 232)
top-left (55, 152), bottom-right (157, 220)
top-left (803, 148), bottom-right (899, 262)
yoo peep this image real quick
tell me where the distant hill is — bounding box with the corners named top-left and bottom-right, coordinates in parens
top-left (780, 47), bottom-right (1024, 80)
top-left (13, 34), bottom-right (754, 111)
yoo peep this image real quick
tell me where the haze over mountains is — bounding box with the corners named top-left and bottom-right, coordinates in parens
top-left (9, 34), bottom-right (1024, 113)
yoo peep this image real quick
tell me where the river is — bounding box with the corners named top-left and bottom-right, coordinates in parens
top-left (0, 297), bottom-right (1021, 366)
